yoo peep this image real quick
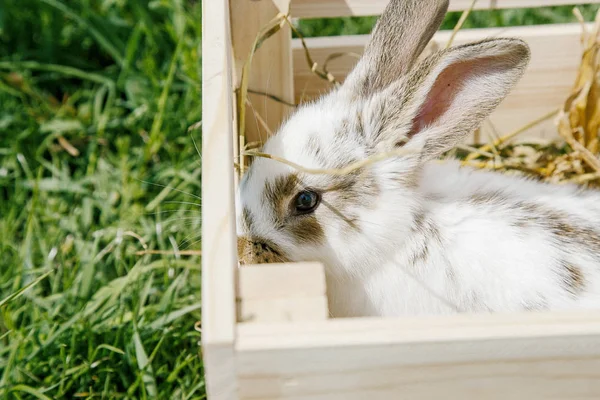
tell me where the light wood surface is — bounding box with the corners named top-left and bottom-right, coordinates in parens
top-left (294, 22), bottom-right (594, 143)
top-left (204, 1), bottom-right (600, 399)
top-left (290, 0), bottom-right (600, 19)
top-left (237, 311), bottom-right (600, 399)
top-left (201, 0), bottom-right (239, 398)
top-left (230, 0), bottom-right (295, 149)
top-left (237, 262), bottom-right (329, 323)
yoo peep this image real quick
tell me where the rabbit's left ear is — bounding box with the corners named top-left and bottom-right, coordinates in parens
top-left (342, 0), bottom-right (449, 97)
top-left (366, 38), bottom-right (531, 162)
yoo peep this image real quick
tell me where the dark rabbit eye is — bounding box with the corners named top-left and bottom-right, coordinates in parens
top-left (294, 190), bottom-right (320, 214)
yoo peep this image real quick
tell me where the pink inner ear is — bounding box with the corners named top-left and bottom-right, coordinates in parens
top-left (408, 56), bottom-right (495, 138)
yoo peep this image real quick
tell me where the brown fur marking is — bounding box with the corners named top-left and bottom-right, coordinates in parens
top-left (263, 173), bottom-right (299, 217)
top-left (549, 219), bottom-right (600, 253)
top-left (262, 172), bottom-right (327, 244)
top-left (288, 215), bottom-right (326, 245)
top-left (561, 261), bottom-right (586, 296)
top-left (514, 201), bottom-right (600, 255)
top-left (469, 190), bottom-right (508, 206)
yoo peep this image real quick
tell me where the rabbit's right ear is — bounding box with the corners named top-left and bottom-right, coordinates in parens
top-left (342, 0), bottom-right (449, 97)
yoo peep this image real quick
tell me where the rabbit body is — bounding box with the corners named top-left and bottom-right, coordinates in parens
top-left (236, 0), bottom-right (600, 318)
top-left (327, 159), bottom-right (600, 317)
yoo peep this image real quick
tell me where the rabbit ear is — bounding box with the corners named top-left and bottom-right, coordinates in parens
top-left (365, 38), bottom-right (531, 162)
top-left (342, 0), bottom-right (449, 97)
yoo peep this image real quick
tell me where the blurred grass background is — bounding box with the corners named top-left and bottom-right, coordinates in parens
top-left (294, 4), bottom-right (600, 37)
top-left (1, 1), bottom-right (599, 399)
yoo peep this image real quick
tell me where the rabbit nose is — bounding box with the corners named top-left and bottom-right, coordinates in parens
top-left (237, 236), bottom-right (289, 265)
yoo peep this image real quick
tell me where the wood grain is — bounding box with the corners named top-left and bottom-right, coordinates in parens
top-left (238, 262), bottom-right (327, 300)
top-left (290, 0), bottom-right (600, 19)
top-left (201, 0), bottom-right (239, 398)
top-left (230, 0), bottom-right (295, 148)
top-left (237, 262), bottom-right (329, 323)
top-left (205, 2), bottom-right (600, 399)
top-left (237, 311), bottom-right (600, 399)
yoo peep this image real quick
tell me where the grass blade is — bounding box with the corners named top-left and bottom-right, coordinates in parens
top-left (132, 326), bottom-right (157, 397)
top-left (39, 0), bottom-right (124, 66)
top-left (0, 269), bottom-right (53, 308)
top-left (9, 385), bottom-right (52, 400)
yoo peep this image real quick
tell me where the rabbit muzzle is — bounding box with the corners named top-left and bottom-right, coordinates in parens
top-left (237, 236), bottom-right (290, 265)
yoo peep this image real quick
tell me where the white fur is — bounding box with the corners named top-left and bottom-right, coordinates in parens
top-left (237, 90), bottom-right (600, 318)
top-left (328, 160), bottom-right (600, 317)
top-left (236, 0), bottom-right (600, 318)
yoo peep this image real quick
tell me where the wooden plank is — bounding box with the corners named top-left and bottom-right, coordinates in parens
top-left (201, 0), bottom-right (239, 398)
top-left (238, 262), bottom-right (327, 300)
top-left (290, 0), bottom-right (600, 19)
top-left (236, 311), bottom-right (600, 399)
top-left (294, 22), bottom-right (593, 143)
top-left (230, 0), bottom-right (295, 150)
top-left (237, 263), bottom-right (329, 323)
top-left (240, 297), bottom-right (330, 323)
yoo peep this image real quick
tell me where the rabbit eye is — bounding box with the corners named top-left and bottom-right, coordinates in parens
top-left (294, 190), bottom-right (320, 214)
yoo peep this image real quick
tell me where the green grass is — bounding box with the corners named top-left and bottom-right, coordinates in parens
top-left (1, 1), bottom-right (600, 399)
top-left (294, 4), bottom-right (600, 37)
top-left (1, 0), bottom-right (205, 398)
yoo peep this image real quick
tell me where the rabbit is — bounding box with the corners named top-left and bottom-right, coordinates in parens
top-left (235, 0), bottom-right (600, 318)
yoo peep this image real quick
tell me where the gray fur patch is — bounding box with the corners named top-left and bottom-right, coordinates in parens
top-left (412, 209), bottom-right (442, 244)
top-left (306, 135), bottom-right (327, 166)
top-left (407, 208), bottom-right (443, 267)
top-left (409, 242), bottom-right (430, 265)
top-left (522, 295), bottom-right (549, 311)
top-left (242, 207), bottom-right (254, 233)
top-left (469, 190), bottom-right (600, 259)
top-left (355, 0), bottom-right (449, 96)
top-left (317, 169), bottom-right (381, 234)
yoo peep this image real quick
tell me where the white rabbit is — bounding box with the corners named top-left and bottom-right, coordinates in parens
top-left (236, 0), bottom-right (600, 318)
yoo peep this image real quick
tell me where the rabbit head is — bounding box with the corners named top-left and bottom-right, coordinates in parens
top-left (236, 0), bottom-right (530, 279)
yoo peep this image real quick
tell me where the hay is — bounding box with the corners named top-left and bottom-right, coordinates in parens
top-left (460, 7), bottom-right (600, 187)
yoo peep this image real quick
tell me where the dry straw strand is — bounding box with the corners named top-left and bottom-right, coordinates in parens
top-left (464, 108), bottom-right (560, 162)
top-left (446, 0), bottom-right (478, 49)
top-left (243, 146), bottom-right (419, 176)
top-left (237, 12), bottom-right (288, 177)
top-left (135, 250), bottom-right (201, 256)
top-left (284, 15), bottom-right (341, 85)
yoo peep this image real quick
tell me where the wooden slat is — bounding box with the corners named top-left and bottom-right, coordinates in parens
top-left (237, 263), bottom-right (329, 323)
top-left (237, 311), bottom-right (600, 399)
top-left (238, 263), bottom-right (326, 300)
top-left (294, 22), bottom-right (593, 144)
top-left (230, 0), bottom-right (295, 148)
top-left (291, 0), bottom-right (600, 19)
top-left (201, 0), bottom-right (238, 398)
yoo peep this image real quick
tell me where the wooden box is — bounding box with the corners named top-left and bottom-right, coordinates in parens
top-left (201, 1), bottom-right (600, 399)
